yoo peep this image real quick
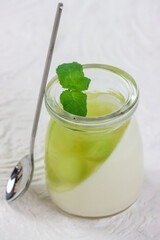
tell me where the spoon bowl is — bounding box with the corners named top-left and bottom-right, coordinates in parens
top-left (6, 155), bottom-right (34, 201)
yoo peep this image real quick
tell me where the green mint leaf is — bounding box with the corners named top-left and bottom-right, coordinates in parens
top-left (56, 62), bottom-right (91, 91)
top-left (56, 62), bottom-right (91, 116)
top-left (60, 90), bottom-right (87, 117)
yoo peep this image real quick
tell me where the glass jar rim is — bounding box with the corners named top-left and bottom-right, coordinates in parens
top-left (45, 64), bottom-right (139, 130)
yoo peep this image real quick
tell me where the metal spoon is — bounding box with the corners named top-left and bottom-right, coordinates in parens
top-left (6, 3), bottom-right (63, 202)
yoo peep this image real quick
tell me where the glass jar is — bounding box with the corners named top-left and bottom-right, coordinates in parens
top-left (44, 64), bottom-right (143, 217)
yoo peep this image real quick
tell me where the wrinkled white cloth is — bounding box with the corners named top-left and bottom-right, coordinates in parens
top-left (0, 0), bottom-right (160, 239)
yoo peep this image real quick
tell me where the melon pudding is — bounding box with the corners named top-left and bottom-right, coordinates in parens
top-left (45, 64), bottom-right (143, 217)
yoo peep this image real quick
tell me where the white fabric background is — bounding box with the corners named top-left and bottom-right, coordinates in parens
top-left (0, 0), bottom-right (160, 239)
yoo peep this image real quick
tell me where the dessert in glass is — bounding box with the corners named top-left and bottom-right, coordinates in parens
top-left (44, 64), bottom-right (143, 217)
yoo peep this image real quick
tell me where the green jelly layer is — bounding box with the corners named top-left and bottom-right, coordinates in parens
top-left (45, 92), bottom-right (129, 192)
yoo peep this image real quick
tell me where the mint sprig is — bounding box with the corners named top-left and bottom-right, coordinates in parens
top-left (56, 62), bottom-right (91, 117)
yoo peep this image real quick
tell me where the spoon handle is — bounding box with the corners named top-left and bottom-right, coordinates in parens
top-left (30, 3), bottom-right (63, 157)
